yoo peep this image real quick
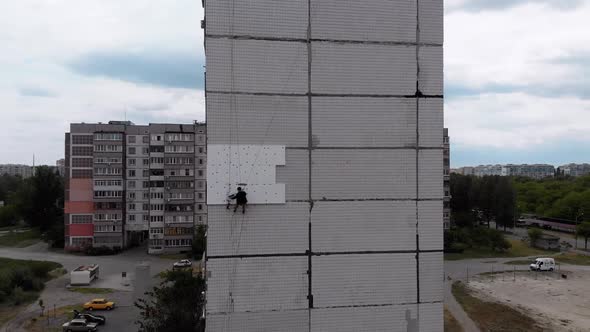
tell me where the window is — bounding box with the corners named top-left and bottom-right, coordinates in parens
top-left (150, 228), bottom-right (164, 234)
top-left (150, 215), bottom-right (164, 222)
top-left (199, 158), bottom-right (203, 165)
top-left (94, 157), bottom-right (121, 164)
top-left (143, 181), bottom-right (150, 188)
top-left (128, 192), bottom-right (136, 199)
top-left (94, 191), bottom-right (123, 198)
top-left (94, 168), bottom-right (122, 175)
top-left (128, 181), bottom-right (136, 188)
top-left (143, 215), bottom-right (149, 222)
top-left (72, 158), bottom-right (93, 167)
top-left (72, 169), bottom-right (93, 178)
top-left (94, 133), bottom-right (122, 141)
top-left (94, 145), bottom-right (122, 152)
top-left (198, 204), bottom-right (203, 210)
top-left (94, 180), bottom-right (122, 186)
top-left (128, 136), bottom-right (136, 143)
top-left (152, 135), bottom-right (162, 141)
top-left (143, 159), bottom-right (149, 166)
top-left (72, 146), bottom-right (93, 156)
top-left (128, 159), bottom-right (136, 166)
top-left (150, 204), bottom-right (164, 211)
top-left (198, 193), bottom-right (203, 199)
top-left (129, 203), bottom-right (136, 211)
top-left (143, 192), bottom-right (150, 199)
top-left (128, 147), bottom-right (136, 155)
top-left (143, 170), bottom-right (150, 177)
top-left (128, 170), bottom-right (136, 177)
top-left (198, 170), bottom-right (203, 177)
top-left (142, 136), bottom-right (149, 143)
top-left (129, 215), bottom-right (136, 221)
top-left (143, 203), bottom-right (150, 211)
top-left (142, 147), bottom-right (149, 155)
top-left (72, 135), bottom-right (93, 145)
top-left (71, 215), bottom-right (93, 224)
top-left (198, 147), bottom-right (203, 153)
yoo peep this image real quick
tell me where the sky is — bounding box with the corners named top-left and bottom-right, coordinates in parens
top-left (0, 0), bottom-right (589, 167)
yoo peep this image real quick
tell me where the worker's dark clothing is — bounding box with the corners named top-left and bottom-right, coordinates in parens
top-left (234, 191), bottom-right (247, 205)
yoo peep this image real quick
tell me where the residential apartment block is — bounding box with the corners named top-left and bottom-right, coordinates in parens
top-left (204, 0), bottom-right (443, 330)
top-left (64, 121), bottom-right (206, 254)
top-left (0, 164), bottom-right (33, 178)
top-left (454, 164), bottom-right (555, 179)
top-left (444, 128), bottom-right (451, 230)
top-left (558, 163), bottom-right (590, 177)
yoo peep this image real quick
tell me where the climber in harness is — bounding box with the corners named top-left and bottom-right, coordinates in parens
top-left (226, 187), bottom-right (247, 214)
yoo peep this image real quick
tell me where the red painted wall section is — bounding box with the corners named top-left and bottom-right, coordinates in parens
top-left (69, 223), bottom-right (94, 237)
top-left (65, 201), bottom-right (94, 214)
top-left (69, 179), bottom-right (93, 201)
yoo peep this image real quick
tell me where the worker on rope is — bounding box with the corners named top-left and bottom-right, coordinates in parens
top-left (226, 187), bottom-right (248, 214)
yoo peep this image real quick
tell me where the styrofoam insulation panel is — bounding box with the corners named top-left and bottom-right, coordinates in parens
top-left (419, 252), bottom-right (444, 303)
top-left (311, 305), bottom-right (421, 332)
top-left (206, 93), bottom-right (308, 147)
top-left (418, 201), bottom-right (444, 251)
top-left (206, 310), bottom-right (310, 332)
top-left (419, 302), bottom-right (444, 332)
top-left (206, 38), bottom-right (308, 94)
top-left (312, 97), bottom-right (417, 148)
top-left (206, 256), bottom-right (308, 313)
top-left (207, 144), bottom-right (285, 204)
top-left (311, 149), bottom-right (416, 200)
top-left (312, 254), bottom-right (417, 307)
top-left (206, 0), bottom-right (308, 39)
top-left (418, 98), bottom-right (444, 148)
top-left (418, 46), bottom-right (443, 96)
top-left (207, 203), bottom-right (309, 256)
top-left (311, 42), bottom-right (416, 95)
top-left (310, 0), bottom-right (416, 43)
top-left (418, 149), bottom-right (443, 200)
top-left (311, 201), bottom-right (416, 252)
top-left (419, 0), bottom-right (444, 45)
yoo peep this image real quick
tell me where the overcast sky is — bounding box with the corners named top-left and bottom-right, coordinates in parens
top-left (0, 0), bottom-right (589, 167)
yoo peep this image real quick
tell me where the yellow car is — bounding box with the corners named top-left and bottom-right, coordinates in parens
top-left (83, 298), bottom-right (115, 311)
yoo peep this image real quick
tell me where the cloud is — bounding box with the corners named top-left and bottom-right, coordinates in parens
top-left (446, 0), bottom-right (582, 13)
top-left (68, 51), bottom-right (204, 89)
top-left (18, 86), bottom-right (57, 98)
top-left (445, 92), bottom-right (590, 151)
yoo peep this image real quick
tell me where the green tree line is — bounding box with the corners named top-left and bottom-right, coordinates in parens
top-left (0, 167), bottom-right (64, 247)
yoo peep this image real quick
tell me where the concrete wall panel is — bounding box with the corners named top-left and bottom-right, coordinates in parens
top-left (207, 93), bottom-right (308, 147)
top-left (207, 257), bottom-right (308, 313)
top-left (418, 201), bottom-right (444, 251)
top-left (419, 0), bottom-right (444, 45)
top-left (206, 39), bottom-right (308, 94)
top-left (311, 0), bottom-right (416, 42)
top-left (312, 150), bottom-right (416, 200)
top-left (419, 302), bottom-right (444, 332)
top-left (311, 42), bottom-right (416, 95)
top-left (312, 97), bottom-right (416, 147)
top-left (311, 305), bottom-right (420, 332)
top-left (419, 99), bottom-right (444, 148)
top-left (313, 254), bottom-right (417, 307)
top-left (311, 201), bottom-right (416, 252)
top-left (276, 149), bottom-right (309, 201)
top-left (419, 46), bottom-right (443, 95)
top-left (207, 203), bottom-right (309, 256)
top-left (419, 252), bottom-right (444, 303)
top-left (207, 310), bottom-right (309, 332)
top-left (206, 0), bottom-right (308, 39)
top-left (419, 150), bottom-right (443, 199)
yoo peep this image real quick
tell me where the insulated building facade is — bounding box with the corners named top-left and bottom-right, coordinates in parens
top-left (204, 0), bottom-right (444, 331)
top-left (64, 121), bottom-right (207, 254)
top-left (443, 128), bottom-right (450, 230)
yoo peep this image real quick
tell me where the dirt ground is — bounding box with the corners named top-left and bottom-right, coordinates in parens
top-left (469, 270), bottom-right (590, 332)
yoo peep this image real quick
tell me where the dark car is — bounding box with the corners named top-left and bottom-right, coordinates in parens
top-left (73, 310), bottom-right (106, 325)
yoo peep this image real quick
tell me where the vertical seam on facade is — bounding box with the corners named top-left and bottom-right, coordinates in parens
top-left (415, 0), bottom-right (422, 316)
top-left (307, 1), bottom-right (313, 330)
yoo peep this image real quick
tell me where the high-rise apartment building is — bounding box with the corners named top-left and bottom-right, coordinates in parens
top-left (0, 164), bottom-right (33, 178)
top-left (204, 0), bottom-right (443, 330)
top-left (64, 121), bottom-right (206, 254)
top-left (557, 163), bottom-right (590, 177)
top-left (56, 159), bottom-right (65, 176)
top-left (444, 128), bottom-right (451, 230)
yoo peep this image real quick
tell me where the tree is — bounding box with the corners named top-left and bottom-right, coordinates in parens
top-left (576, 222), bottom-right (590, 250)
top-left (528, 228), bottom-right (542, 247)
top-left (192, 225), bottom-right (207, 260)
top-left (135, 270), bottom-right (205, 332)
top-left (15, 166), bottom-right (64, 231)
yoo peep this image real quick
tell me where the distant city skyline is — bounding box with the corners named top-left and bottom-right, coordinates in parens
top-left (2, 1), bottom-right (590, 166)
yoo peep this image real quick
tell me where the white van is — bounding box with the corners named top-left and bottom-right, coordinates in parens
top-left (529, 258), bottom-right (555, 271)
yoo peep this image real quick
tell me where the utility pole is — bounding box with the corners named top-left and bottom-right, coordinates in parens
top-left (575, 210), bottom-right (584, 250)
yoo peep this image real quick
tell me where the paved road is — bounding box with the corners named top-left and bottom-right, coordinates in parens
top-left (0, 243), bottom-right (177, 332)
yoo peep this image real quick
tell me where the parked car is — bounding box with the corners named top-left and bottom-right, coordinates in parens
top-left (530, 257), bottom-right (556, 271)
top-left (73, 309), bottom-right (106, 325)
top-left (173, 259), bottom-right (192, 268)
top-left (83, 298), bottom-right (115, 311)
top-left (62, 318), bottom-right (98, 332)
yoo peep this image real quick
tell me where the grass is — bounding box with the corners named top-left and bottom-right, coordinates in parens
top-left (0, 258), bottom-right (63, 327)
top-left (504, 252), bottom-right (590, 266)
top-left (504, 260), bottom-right (533, 265)
top-left (0, 228), bottom-right (41, 247)
top-left (24, 304), bottom-right (84, 332)
top-left (68, 287), bottom-right (113, 294)
top-left (444, 306), bottom-right (464, 332)
top-left (452, 281), bottom-right (544, 332)
top-left (445, 239), bottom-right (555, 261)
